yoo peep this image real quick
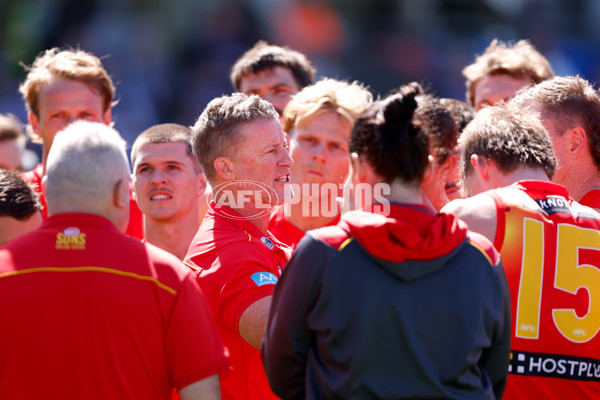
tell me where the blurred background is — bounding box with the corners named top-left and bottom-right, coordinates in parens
top-left (1, 0), bottom-right (599, 168)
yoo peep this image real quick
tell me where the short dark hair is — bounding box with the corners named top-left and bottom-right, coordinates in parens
top-left (0, 114), bottom-right (24, 141)
top-left (131, 123), bottom-right (201, 173)
top-left (460, 105), bottom-right (556, 180)
top-left (439, 98), bottom-right (476, 134)
top-left (350, 82), bottom-right (430, 185)
top-left (191, 93), bottom-right (278, 182)
top-left (0, 169), bottom-right (41, 220)
top-left (230, 41), bottom-right (316, 91)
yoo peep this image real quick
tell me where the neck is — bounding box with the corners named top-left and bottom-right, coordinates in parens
top-left (144, 214), bottom-right (200, 260)
top-left (384, 180), bottom-right (429, 206)
top-left (286, 200), bottom-right (339, 232)
top-left (561, 165), bottom-right (600, 202)
top-left (495, 166), bottom-right (550, 188)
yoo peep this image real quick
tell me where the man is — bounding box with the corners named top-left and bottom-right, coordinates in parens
top-left (269, 77), bottom-right (372, 247)
top-left (439, 97), bottom-right (476, 200)
top-left (131, 123), bottom-right (208, 259)
top-left (263, 86), bottom-right (511, 399)
top-left (184, 93), bottom-right (293, 400)
top-left (510, 75), bottom-right (600, 209)
top-left (230, 40), bottom-right (316, 116)
top-left (0, 113), bottom-right (26, 171)
top-left (463, 39), bottom-right (554, 110)
top-left (442, 105), bottom-right (600, 399)
top-left (0, 169), bottom-right (42, 245)
top-left (0, 121), bottom-right (229, 399)
top-left (19, 47), bottom-right (143, 237)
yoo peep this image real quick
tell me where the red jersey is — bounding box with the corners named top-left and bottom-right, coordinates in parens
top-left (579, 189), bottom-right (600, 211)
top-left (485, 180), bottom-right (600, 399)
top-left (0, 213), bottom-right (229, 399)
top-left (184, 202), bottom-right (290, 400)
top-left (21, 163), bottom-right (145, 239)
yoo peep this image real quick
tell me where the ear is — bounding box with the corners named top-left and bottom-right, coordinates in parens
top-left (113, 178), bottom-right (130, 209)
top-left (130, 174), bottom-right (137, 202)
top-left (350, 152), bottom-right (366, 184)
top-left (213, 157), bottom-right (236, 180)
top-left (102, 108), bottom-right (112, 126)
top-left (196, 172), bottom-right (208, 198)
top-left (421, 155), bottom-right (437, 185)
top-left (470, 154), bottom-right (489, 182)
top-left (439, 154), bottom-right (457, 180)
top-left (569, 127), bottom-right (587, 159)
top-left (28, 112), bottom-right (43, 141)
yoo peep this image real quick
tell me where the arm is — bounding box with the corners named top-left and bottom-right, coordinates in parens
top-left (441, 194), bottom-right (498, 243)
top-left (179, 375), bottom-right (221, 400)
top-left (239, 296), bottom-right (272, 349)
top-left (262, 234), bottom-right (330, 399)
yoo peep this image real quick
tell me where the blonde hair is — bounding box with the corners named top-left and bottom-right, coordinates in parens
top-left (19, 47), bottom-right (116, 118)
top-left (282, 78), bottom-right (373, 135)
top-left (462, 39), bottom-right (553, 106)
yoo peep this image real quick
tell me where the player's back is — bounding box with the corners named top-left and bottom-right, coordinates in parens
top-left (485, 180), bottom-right (600, 399)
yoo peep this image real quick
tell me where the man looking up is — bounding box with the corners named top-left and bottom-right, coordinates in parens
top-left (131, 123), bottom-right (208, 259)
top-left (462, 39), bottom-right (553, 110)
top-left (230, 40), bottom-right (316, 116)
top-left (442, 105), bottom-right (600, 399)
top-left (0, 121), bottom-right (229, 399)
top-left (269, 78), bottom-right (372, 247)
top-left (19, 47), bottom-right (144, 238)
top-left (185, 93), bottom-right (293, 400)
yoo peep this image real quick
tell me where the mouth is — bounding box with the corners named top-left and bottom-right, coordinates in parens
top-left (307, 170), bottom-right (325, 177)
top-left (274, 174), bottom-right (291, 183)
top-left (150, 193), bottom-right (173, 201)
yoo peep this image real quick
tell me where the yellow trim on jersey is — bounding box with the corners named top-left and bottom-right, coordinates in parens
top-left (467, 239), bottom-right (493, 266)
top-left (338, 237), bottom-right (354, 251)
top-left (244, 231), bottom-right (252, 241)
top-left (0, 267), bottom-right (177, 295)
top-left (184, 261), bottom-right (202, 273)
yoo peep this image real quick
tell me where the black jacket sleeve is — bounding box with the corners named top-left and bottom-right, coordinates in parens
top-left (480, 260), bottom-right (512, 399)
top-left (261, 234), bottom-right (332, 400)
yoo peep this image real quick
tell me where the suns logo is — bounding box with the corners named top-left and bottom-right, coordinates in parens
top-left (55, 227), bottom-right (86, 250)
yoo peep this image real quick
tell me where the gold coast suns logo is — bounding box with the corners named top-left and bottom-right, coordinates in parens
top-left (55, 227), bottom-right (86, 250)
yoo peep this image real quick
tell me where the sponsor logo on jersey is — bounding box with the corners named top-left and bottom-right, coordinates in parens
top-left (260, 236), bottom-right (275, 250)
top-left (251, 272), bottom-right (278, 287)
top-left (55, 227), bottom-right (86, 250)
top-left (534, 196), bottom-right (573, 216)
top-left (509, 350), bottom-right (600, 381)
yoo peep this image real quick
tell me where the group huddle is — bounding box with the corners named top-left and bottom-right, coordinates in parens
top-left (0, 38), bottom-right (599, 400)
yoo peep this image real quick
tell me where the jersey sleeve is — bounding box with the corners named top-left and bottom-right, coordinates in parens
top-left (261, 233), bottom-right (332, 399)
top-left (166, 271), bottom-right (230, 390)
top-left (213, 242), bottom-right (281, 333)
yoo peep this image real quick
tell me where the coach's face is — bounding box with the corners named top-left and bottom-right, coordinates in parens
top-left (228, 118), bottom-right (294, 206)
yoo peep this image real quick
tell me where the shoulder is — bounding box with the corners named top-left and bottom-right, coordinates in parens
top-left (306, 224), bottom-right (351, 251)
top-left (464, 230), bottom-right (500, 267)
top-left (442, 193), bottom-right (497, 221)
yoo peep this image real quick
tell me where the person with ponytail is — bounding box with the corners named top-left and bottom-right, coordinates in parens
top-left (262, 83), bottom-right (511, 399)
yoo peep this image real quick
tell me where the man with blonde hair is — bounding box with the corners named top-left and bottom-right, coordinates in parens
top-left (19, 47), bottom-right (143, 237)
top-left (230, 40), bottom-right (316, 116)
top-left (269, 78), bottom-right (372, 247)
top-left (463, 39), bottom-right (554, 109)
top-left (0, 121), bottom-right (229, 399)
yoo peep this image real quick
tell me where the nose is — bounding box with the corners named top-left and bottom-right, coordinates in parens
top-left (312, 142), bottom-right (327, 163)
top-left (280, 147), bottom-right (294, 168)
top-left (150, 169), bottom-right (167, 184)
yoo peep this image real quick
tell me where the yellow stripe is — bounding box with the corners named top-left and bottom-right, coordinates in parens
top-left (338, 237), bottom-right (353, 251)
top-left (0, 267), bottom-right (177, 295)
top-left (467, 239), bottom-right (493, 266)
top-left (245, 231), bottom-right (252, 241)
top-left (184, 261), bottom-right (202, 273)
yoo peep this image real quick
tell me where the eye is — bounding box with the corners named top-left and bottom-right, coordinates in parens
top-left (136, 166), bottom-right (152, 174)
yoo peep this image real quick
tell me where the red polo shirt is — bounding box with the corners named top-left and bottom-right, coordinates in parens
top-left (268, 204), bottom-right (340, 248)
top-left (0, 213), bottom-right (229, 399)
top-left (185, 202), bottom-right (290, 400)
